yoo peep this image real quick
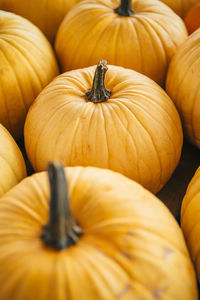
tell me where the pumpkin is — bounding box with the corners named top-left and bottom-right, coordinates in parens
top-left (0, 161), bottom-right (197, 299)
top-left (166, 28), bottom-right (200, 149)
top-left (184, 2), bottom-right (200, 34)
top-left (159, 0), bottom-right (198, 18)
top-left (0, 124), bottom-right (26, 197)
top-left (55, 0), bottom-right (187, 86)
top-left (24, 60), bottom-right (183, 194)
top-left (0, 0), bottom-right (82, 43)
top-left (181, 166), bottom-right (200, 282)
top-left (0, 10), bottom-right (59, 139)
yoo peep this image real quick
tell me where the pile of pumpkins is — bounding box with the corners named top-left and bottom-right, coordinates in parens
top-left (0, 0), bottom-right (200, 299)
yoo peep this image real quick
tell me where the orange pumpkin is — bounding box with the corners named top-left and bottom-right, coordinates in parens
top-left (160, 0), bottom-right (198, 18)
top-left (0, 161), bottom-right (197, 299)
top-left (24, 61), bottom-right (183, 193)
top-left (0, 10), bottom-right (59, 139)
top-left (55, 0), bottom-right (187, 86)
top-left (0, 0), bottom-right (82, 43)
top-left (0, 124), bottom-right (26, 197)
top-left (184, 2), bottom-right (200, 34)
top-left (166, 28), bottom-right (200, 149)
top-left (181, 166), bottom-right (200, 282)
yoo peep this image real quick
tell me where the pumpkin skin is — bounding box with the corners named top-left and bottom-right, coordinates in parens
top-left (166, 28), bottom-right (200, 149)
top-left (181, 166), bottom-right (200, 282)
top-left (0, 0), bottom-right (81, 43)
top-left (0, 124), bottom-right (26, 197)
top-left (0, 163), bottom-right (197, 300)
top-left (55, 0), bottom-right (187, 86)
top-left (160, 0), bottom-right (198, 18)
top-left (0, 10), bottom-right (59, 139)
top-left (184, 2), bottom-right (200, 34)
top-left (24, 63), bottom-right (183, 193)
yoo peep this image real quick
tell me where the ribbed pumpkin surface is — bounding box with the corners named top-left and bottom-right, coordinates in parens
top-left (24, 64), bottom-right (183, 193)
top-left (55, 0), bottom-right (187, 86)
top-left (0, 165), bottom-right (197, 299)
top-left (0, 10), bottom-right (59, 138)
top-left (166, 28), bottom-right (200, 149)
top-left (0, 124), bottom-right (26, 197)
top-left (0, 0), bottom-right (82, 43)
top-left (181, 166), bottom-right (200, 282)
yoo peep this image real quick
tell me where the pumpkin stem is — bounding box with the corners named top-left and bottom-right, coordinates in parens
top-left (41, 162), bottom-right (82, 250)
top-left (114, 0), bottom-right (134, 16)
top-left (86, 60), bottom-right (111, 103)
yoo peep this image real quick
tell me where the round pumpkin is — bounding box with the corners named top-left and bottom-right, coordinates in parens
top-left (184, 2), bottom-right (200, 34)
top-left (0, 0), bottom-right (82, 43)
top-left (181, 166), bottom-right (200, 282)
top-left (24, 61), bottom-right (183, 193)
top-left (0, 161), bottom-right (197, 299)
top-left (0, 10), bottom-right (59, 139)
top-left (160, 0), bottom-right (198, 18)
top-left (166, 28), bottom-right (200, 149)
top-left (0, 124), bottom-right (26, 197)
top-left (55, 0), bottom-right (187, 86)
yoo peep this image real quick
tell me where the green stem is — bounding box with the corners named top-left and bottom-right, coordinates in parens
top-left (86, 60), bottom-right (111, 103)
top-left (114, 0), bottom-right (134, 16)
top-left (41, 162), bottom-right (82, 250)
